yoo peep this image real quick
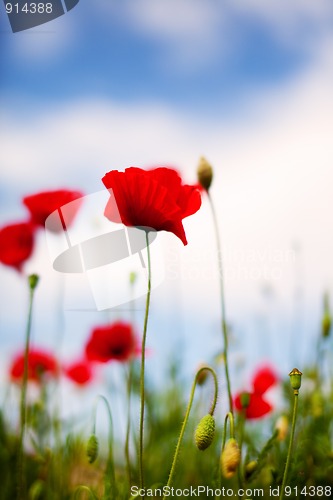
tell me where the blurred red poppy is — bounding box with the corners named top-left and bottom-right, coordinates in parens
top-left (102, 167), bottom-right (201, 245)
top-left (23, 189), bottom-right (83, 232)
top-left (85, 321), bottom-right (138, 363)
top-left (64, 359), bottom-right (93, 385)
top-left (10, 349), bottom-right (58, 383)
top-left (234, 366), bottom-right (278, 419)
top-left (0, 221), bottom-right (35, 271)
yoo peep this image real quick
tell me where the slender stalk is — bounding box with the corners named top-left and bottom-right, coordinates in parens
top-left (279, 391), bottom-right (299, 500)
top-left (17, 274), bottom-right (39, 500)
top-left (125, 273), bottom-right (137, 487)
top-left (163, 366), bottom-right (218, 500)
top-left (91, 395), bottom-right (115, 499)
top-left (207, 192), bottom-right (233, 412)
top-left (125, 362), bottom-right (133, 486)
top-left (139, 231), bottom-right (152, 491)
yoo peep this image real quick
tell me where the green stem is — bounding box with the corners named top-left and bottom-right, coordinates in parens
top-left (279, 391), bottom-right (299, 500)
top-left (125, 361), bottom-right (133, 486)
top-left (208, 192), bottom-right (233, 413)
top-left (92, 395), bottom-right (115, 499)
top-left (17, 274), bottom-right (39, 500)
top-left (163, 366), bottom-right (218, 500)
top-left (139, 231), bottom-right (152, 491)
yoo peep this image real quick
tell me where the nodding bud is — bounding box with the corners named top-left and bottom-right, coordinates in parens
top-left (221, 438), bottom-right (241, 478)
top-left (197, 156), bottom-right (213, 191)
top-left (28, 274), bottom-right (39, 291)
top-left (289, 368), bottom-right (302, 392)
top-left (86, 434), bottom-right (99, 463)
top-left (194, 414), bottom-right (215, 451)
top-left (196, 364), bottom-right (209, 386)
top-left (275, 415), bottom-right (289, 441)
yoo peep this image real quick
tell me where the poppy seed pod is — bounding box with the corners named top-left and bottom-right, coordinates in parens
top-left (194, 414), bottom-right (215, 451)
top-left (221, 438), bottom-right (241, 478)
top-left (289, 368), bottom-right (302, 392)
top-left (197, 156), bottom-right (213, 191)
top-left (86, 434), bottom-right (99, 463)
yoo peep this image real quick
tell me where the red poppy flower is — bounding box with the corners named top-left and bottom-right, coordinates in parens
top-left (10, 349), bottom-right (58, 383)
top-left (234, 366), bottom-right (278, 419)
top-left (0, 221), bottom-right (35, 271)
top-left (23, 189), bottom-right (83, 232)
top-left (102, 167), bottom-right (201, 245)
top-left (64, 359), bottom-right (93, 385)
top-left (85, 321), bottom-right (138, 363)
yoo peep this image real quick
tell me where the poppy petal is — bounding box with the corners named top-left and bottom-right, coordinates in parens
top-left (252, 366), bottom-right (278, 395)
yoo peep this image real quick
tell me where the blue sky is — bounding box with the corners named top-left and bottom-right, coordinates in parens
top-left (1, 1), bottom-right (333, 404)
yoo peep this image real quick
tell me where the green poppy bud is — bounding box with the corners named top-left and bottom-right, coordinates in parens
top-left (240, 391), bottom-right (251, 409)
top-left (322, 313), bottom-right (331, 338)
top-left (86, 434), bottom-right (99, 463)
top-left (28, 274), bottom-right (39, 291)
top-left (289, 368), bottom-right (302, 392)
top-left (194, 414), bottom-right (215, 451)
top-left (244, 460), bottom-right (257, 479)
top-left (197, 156), bottom-right (213, 191)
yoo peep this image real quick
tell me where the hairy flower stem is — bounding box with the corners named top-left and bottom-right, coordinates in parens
top-left (207, 192), bottom-right (233, 413)
top-left (279, 391), bottom-right (299, 500)
top-left (163, 367), bottom-right (218, 500)
top-left (17, 275), bottom-right (39, 500)
top-left (139, 231), bottom-right (152, 492)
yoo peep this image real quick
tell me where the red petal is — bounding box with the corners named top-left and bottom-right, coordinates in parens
top-left (252, 366), bottom-right (278, 395)
top-left (234, 392), bottom-right (273, 419)
top-left (64, 360), bottom-right (93, 385)
top-left (245, 393), bottom-right (273, 419)
top-left (10, 349), bottom-right (58, 383)
top-left (85, 321), bottom-right (138, 363)
top-left (0, 221), bottom-right (35, 271)
top-left (23, 189), bottom-right (83, 232)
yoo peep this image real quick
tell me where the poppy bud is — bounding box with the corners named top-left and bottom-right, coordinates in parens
top-left (196, 364), bottom-right (209, 386)
top-left (129, 271), bottom-right (137, 286)
top-left (322, 313), bottom-right (331, 338)
top-left (239, 391), bottom-right (251, 409)
top-left (244, 460), bottom-right (257, 479)
top-left (28, 274), bottom-right (39, 291)
top-left (289, 368), bottom-right (302, 392)
top-left (194, 414), bottom-right (215, 451)
top-left (86, 434), bottom-right (99, 463)
top-left (275, 415), bottom-right (289, 441)
top-left (197, 156), bottom-right (213, 191)
top-left (221, 438), bottom-right (241, 478)
top-left (29, 479), bottom-right (44, 499)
